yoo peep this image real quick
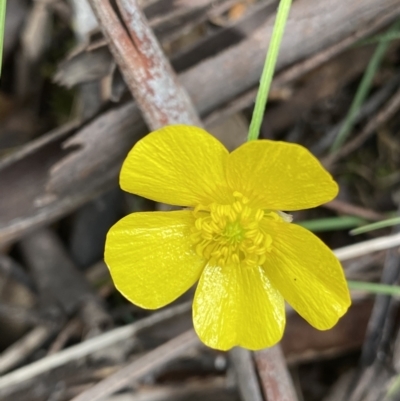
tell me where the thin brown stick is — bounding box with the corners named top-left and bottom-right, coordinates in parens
top-left (47, 318), bottom-right (82, 355)
top-left (70, 330), bottom-right (200, 401)
top-left (76, 378), bottom-right (232, 401)
top-left (230, 348), bottom-right (263, 401)
top-left (255, 345), bottom-right (299, 401)
top-left (87, 0), bottom-right (200, 129)
top-left (0, 326), bottom-right (53, 375)
top-left (323, 199), bottom-right (385, 221)
top-left (0, 302), bottom-right (192, 397)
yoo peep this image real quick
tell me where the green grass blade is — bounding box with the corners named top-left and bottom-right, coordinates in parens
top-left (330, 20), bottom-right (400, 153)
top-left (0, 0), bottom-right (6, 77)
top-left (350, 217), bottom-right (400, 235)
top-left (385, 372), bottom-right (400, 400)
top-left (247, 0), bottom-right (292, 141)
top-left (297, 216), bottom-right (366, 232)
top-left (358, 31), bottom-right (400, 46)
top-left (347, 280), bottom-right (400, 296)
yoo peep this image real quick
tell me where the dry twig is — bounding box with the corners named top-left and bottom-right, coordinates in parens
top-left (255, 345), bottom-right (299, 401)
top-left (0, 302), bottom-right (192, 397)
top-left (70, 330), bottom-right (200, 401)
top-left (0, 326), bottom-right (53, 375)
top-left (323, 199), bottom-right (385, 222)
top-left (334, 232), bottom-right (400, 261)
top-left (230, 348), bottom-right (263, 401)
top-left (87, 0), bottom-right (200, 129)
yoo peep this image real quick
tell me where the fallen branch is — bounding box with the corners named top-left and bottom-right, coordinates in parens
top-left (87, 0), bottom-right (200, 129)
top-left (0, 326), bottom-right (53, 375)
top-left (230, 348), bottom-right (263, 401)
top-left (70, 330), bottom-right (200, 401)
top-left (334, 232), bottom-right (400, 261)
top-left (255, 345), bottom-right (299, 401)
top-left (0, 302), bottom-right (192, 397)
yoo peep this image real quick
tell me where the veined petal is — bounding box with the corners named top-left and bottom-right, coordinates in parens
top-left (120, 125), bottom-right (232, 206)
top-left (105, 211), bottom-right (205, 309)
top-left (193, 263), bottom-right (285, 351)
top-left (226, 140), bottom-right (338, 211)
top-left (263, 221), bottom-right (351, 329)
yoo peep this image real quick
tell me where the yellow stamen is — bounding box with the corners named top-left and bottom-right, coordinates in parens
top-left (191, 192), bottom-right (278, 267)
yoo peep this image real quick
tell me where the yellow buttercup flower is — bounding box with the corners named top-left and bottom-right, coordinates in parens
top-left (105, 125), bottom-right (351, 351)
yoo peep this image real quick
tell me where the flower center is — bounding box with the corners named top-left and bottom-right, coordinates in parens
top-left (191, 192), bottom-right (277, 267)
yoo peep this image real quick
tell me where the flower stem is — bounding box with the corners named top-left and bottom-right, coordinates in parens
top-left (0, 0), bottom-right (6, 77)
top-left (347, 280), bottom-right (400, 296)
top-left (247, 0), bottom-right (292, 142)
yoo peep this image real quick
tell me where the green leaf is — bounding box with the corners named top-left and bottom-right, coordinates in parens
top-left (347, 280), bottom-right (400, 297)
top-left (297, 216), bottom-right (366, 232)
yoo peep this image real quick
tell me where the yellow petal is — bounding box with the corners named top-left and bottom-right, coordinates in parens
top-left (105, 211), bottom-right (205, 309)
top-left (263, 221), bottom-right (351, 329)
top-left (193, 264), bottom-right (285, 351)
top-left (120, 125), bottom-right (232, 206)
top-left (226, 140), bottom-right (338, 210)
